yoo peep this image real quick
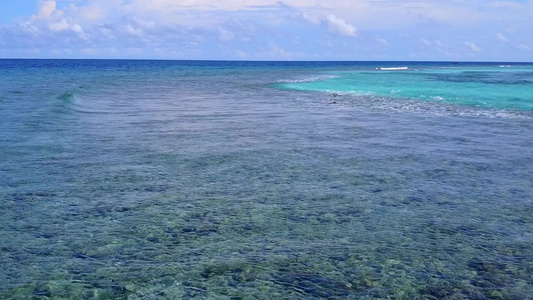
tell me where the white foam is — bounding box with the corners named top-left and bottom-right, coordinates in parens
top-left (327, 90), bottom-right (375, 96)
top-left (278, 75), bottom-right (339, 83)
top-left (321, 93), bottom-right (532, 120)
top-left (377, 67), bottom-right (408, 71)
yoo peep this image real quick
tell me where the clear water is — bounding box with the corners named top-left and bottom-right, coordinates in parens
top-left (0, 60), bottom-right (532, 299)
top-left (278, 63), bottom-right (533, 111)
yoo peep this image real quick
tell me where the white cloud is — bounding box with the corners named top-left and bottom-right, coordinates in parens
top-left (496, 33), bottom-right (508, 42)
top-left (376, 37), bottom-right (388, 46)
top-left (299, 12), bottom-right (320, 25)
top-left (122, 0), bottom-right (303, 16)
top-left (218, 27), bottom-right (235, 41)
top-left (1, 0), bottom-right (532, 60)
top-left (235, 50), bottom-right (247, 58)
top-left (465, 41), bottom-right (481, 52)
top-left (25, 0), bottom-right (533, 33)
top-left (420, 38), bottom-right (432, 46)
top-left (124, 24), bottom-right (144, 37)
top-left (48, 19), bottom-right (83, 33)
top-left (263, 44), bottom-right (305, 60)
top-left (38, 1), bottom-right (57, 19)
top-left (435, 40), bottom-right (446, 48)
top-left (74, 4), bottom-right (107, 22)
top-left (81, 48), bottom-right (102, 55)
top-left (324, 14), bottom-right (357, 37)
top-left (298, 13), bottom-right (357, 37)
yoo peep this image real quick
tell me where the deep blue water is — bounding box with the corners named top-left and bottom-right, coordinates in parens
top-left (0, 59), bottom-right (532, 299)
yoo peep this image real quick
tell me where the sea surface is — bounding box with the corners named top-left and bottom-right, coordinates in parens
top-left (0, 59), bottom-right (532, 299)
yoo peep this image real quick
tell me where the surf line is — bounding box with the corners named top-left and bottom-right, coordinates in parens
top-left (376, 67), bottom-right (408, 71)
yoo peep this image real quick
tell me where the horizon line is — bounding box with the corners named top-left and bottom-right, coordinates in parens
top-left (1, 58), bottom-right (532, 64)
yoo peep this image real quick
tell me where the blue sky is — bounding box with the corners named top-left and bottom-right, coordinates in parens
top-left (0, 0), bottom-right (532, 61)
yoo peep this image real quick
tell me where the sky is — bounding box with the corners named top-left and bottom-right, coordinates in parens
top-left (0, 0), bottom-right (532, 61)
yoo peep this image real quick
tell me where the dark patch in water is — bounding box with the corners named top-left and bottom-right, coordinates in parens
top-left (467, 258), bottom-right (506, 273)
top-left (12, 192), bottom-right (58, 201)
top-left (241, 223), bottom-right (259, 231)
top-left (143, 185), bottom-right (169, 192)
top-left (428, 71), bottom-right (533, 85)
top-left (57, 91), bottom-right (76, 102)
top-left (33, 289), bottom-right (52, 297)
top-left (91, 205), bottom-right (133, 217)
top-left (74, 253), bottom-right (95, 260)
top-left (180, 224), bottom-right (219, 237)
top-left (8, 90), bottom-right (24, 94)
top-left (201, 265), bottom-right (236, 279)
top-left (147, 237), bottom-right (160, 243)
top-left (273, 272), bottom-right (353, 298)
top-left (35, 233), bottom-right (54, 239)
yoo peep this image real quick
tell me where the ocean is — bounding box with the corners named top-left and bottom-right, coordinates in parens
top-left (0, 59), bottom-right (532, 299)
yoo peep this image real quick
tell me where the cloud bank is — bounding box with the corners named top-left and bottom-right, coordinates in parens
top-left (0, 0), bottom-right (532, 60)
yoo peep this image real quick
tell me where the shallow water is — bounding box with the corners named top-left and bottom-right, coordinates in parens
top-left (0, 60), bottom-right (532, 299)
top-left (278, 63), bottom-right (533, 111)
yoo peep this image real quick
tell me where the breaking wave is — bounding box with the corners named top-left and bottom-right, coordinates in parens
top-left (55, 90), bottom-right (113, 115)
top-left (376, 67), bottom-right (409, 71)
top-left (278, 74), bottom-right (339, 83)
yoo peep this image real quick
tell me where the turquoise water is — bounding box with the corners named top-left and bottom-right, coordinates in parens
top-left (0, 60), bottom-right (532, 299)
top-left (278, 64), bottom-right (533, 111)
